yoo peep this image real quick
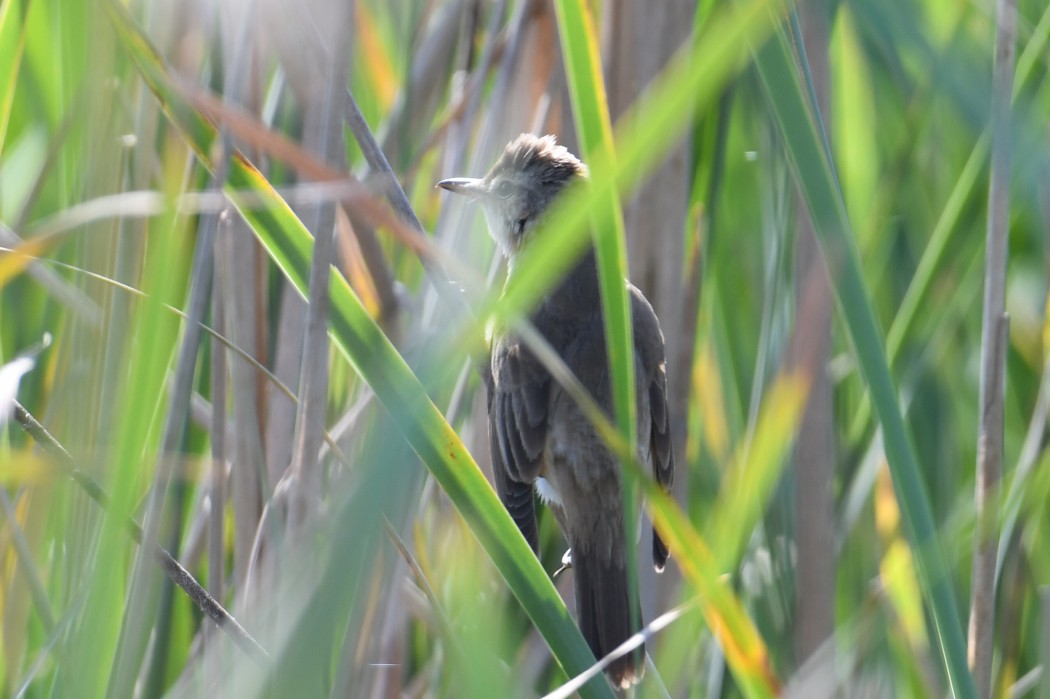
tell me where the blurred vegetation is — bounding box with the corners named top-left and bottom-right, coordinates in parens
top-left (0, 0), bottom-right (1048, 697)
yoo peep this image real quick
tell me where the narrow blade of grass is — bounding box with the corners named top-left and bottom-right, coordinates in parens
top-left (552, 0), bottom-right (636, 451)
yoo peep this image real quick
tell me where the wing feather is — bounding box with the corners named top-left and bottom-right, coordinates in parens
top-left (488, 338), bottom-right (550, 555)
top-left (630, 284), bottom-right (676, 572)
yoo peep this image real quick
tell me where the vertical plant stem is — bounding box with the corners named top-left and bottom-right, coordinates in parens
top-left (288, 22), bottom-right (350, 533)
top-left (791, 0), bottom-right (835, 669)
top-left (602, 0), bottom-right (694, 620)
top-left (209, 233), bottom-right (228, 609)
top-left (109, 156), bottom-right (223, 699)
top-left (216, 2), bottom-right (267, 600)
top-left (968, 0), bottom-right (1015, 695)
top-left (205, 231), bottom-right (229, 690)
top-left (223, 219), bottom-right (267, 595)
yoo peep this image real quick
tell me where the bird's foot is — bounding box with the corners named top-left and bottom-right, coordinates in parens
top-left (552, 548), bottom-right (573, 578)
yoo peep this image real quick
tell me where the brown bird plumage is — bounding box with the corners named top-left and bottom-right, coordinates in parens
top-left (438, 134), bottom-right (674, 689)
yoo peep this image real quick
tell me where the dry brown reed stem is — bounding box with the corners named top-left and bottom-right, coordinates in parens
top-left (791, 0), bottom-right (836, 672)
top-left (968, 0), bottom-right (1016, 696)
top-left (287, 19), bottom-right (351, 535)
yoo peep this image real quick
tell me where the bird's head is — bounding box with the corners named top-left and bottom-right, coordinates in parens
top-left (438, 133), bottom-right (587, 258)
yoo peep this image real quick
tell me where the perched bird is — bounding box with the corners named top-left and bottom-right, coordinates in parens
top-left (438, 134), bottom-right (674, 689)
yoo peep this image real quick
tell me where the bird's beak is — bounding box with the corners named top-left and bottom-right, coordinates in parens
top-left (436, 177), bottom-right (487, 198)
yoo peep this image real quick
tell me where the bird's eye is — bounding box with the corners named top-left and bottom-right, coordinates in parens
top-left (495, 180), bottom-right (514, 198)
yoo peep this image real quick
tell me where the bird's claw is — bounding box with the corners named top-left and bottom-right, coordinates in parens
top-left (553, 548), bottom-right (573, 578)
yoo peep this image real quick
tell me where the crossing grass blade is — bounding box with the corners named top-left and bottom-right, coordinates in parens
top-left (552, 0), bottom-right (636, 451)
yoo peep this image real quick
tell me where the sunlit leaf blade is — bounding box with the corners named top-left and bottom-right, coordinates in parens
top-left (0, 234), bottom-right (56, 289)
top-left (105, 3), bottom-right (613, 696)
top-left (645, 483), bottom-right (781, 699)
top-left (875, 468), bottom-right (930, 652)
top-left (663, 374), bottom-right (806, 698)
top-left (550, 0), bottom-right (647, 651)
top-left (354, 3), bottom-right (398, 113)
top-left (0, 0), bottom-right (31, 156)
top-left (552, 0), bottom-right (636, 449)
top-left (831, 8), bottom-right (878, 242)
top-left (753, 20), bottom-right (976, 699)
top-left (708, 372), bottom-right (809, 572)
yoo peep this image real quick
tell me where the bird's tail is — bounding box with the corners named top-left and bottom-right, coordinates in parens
top-left (573, 548), bottom-right (644, 689)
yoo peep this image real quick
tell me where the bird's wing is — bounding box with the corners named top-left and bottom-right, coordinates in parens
top-left (630, 285), bottom-right (675, 571)
top-left (488, 337), bottom-right (551, 554)
top-left (646, 358), bottom-right (675, 492)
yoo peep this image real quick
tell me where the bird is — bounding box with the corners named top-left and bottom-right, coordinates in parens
top-left (438, 133), bottom-right (674, 689)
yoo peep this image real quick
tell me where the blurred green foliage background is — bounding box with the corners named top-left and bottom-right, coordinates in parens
top-left (0, 0), bottom-right (1048, 697)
